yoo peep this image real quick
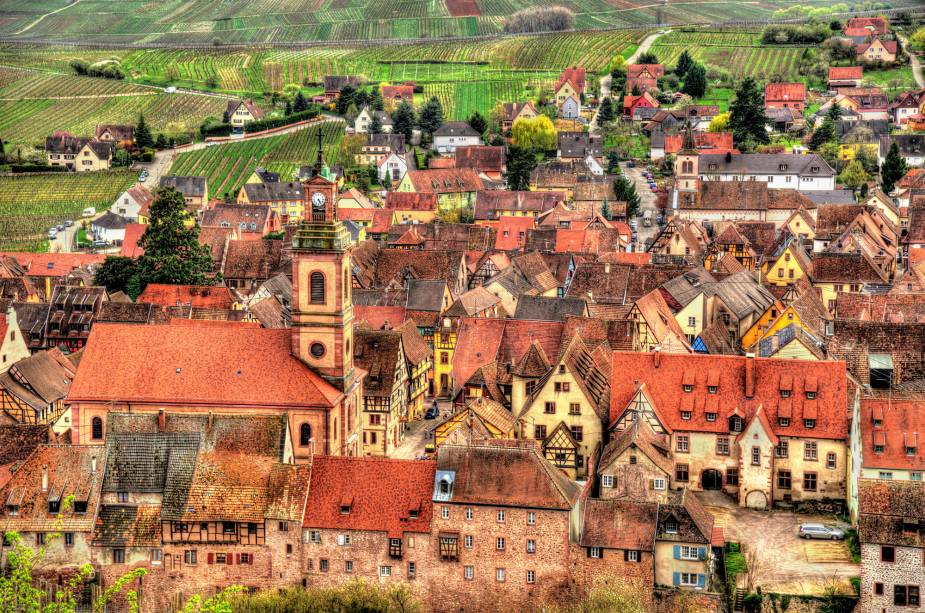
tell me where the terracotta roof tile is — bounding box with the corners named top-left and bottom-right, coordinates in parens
top-left (580, 498), bottom-right (657, 550)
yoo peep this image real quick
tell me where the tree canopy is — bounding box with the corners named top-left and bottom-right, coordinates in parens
top-left (728, 77), bottom-right (770, 148)
top-left (511, 115), bottom-right (557, 151)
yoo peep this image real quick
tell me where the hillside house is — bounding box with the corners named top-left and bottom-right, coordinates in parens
top-left (45, 134), bottom-right (111, 172)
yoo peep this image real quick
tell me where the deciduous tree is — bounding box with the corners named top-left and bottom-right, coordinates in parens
top-left (511, 115), bottom-right (557, 151)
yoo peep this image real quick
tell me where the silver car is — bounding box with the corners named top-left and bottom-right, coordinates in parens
top-left (799, 523), bottom-right (845, 540)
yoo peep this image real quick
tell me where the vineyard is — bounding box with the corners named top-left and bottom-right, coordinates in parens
top-left (0, 169), bottom-right (135, 251)
top-left (168, 121), bottom-right (344, 200)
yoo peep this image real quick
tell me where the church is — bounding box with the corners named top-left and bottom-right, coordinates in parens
top-left (66, 150), bottom-right (365, 460)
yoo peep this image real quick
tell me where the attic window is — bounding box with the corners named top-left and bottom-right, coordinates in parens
top-left (74, 501), bottom-right (87, 514)
top-left (48, 500), bottom-right (60, 514)
top-left (804, 419), bottom-right (816, 429)
top-left (340, 504), bottom-right (351, 515)
top-left (779, 164), bottom-right (788, 171)
top-left (806, 391), bottom-right (816, 400)
top-left (907, 446), bottom-right (917, 456)
top-left (780, 390), bottom-right (791, 399)
top-left (707, 386), bottom-right (717, 394)
top-left (409, 509), bottom-right (419, 519)
top-left (683, 385), bottom-right (693, 393)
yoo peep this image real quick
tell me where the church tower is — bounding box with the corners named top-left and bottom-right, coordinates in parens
top-left (291, 136), bottom-right (356, 393)
top-left (673, 121), bottom-right (700, 192)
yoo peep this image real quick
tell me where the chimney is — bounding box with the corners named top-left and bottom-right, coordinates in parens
top-left (41, 465), bottom-right (48, 492)
top-left (744, 353), bottom-right (756, 398)
top-left (653, 346), bottom-right (661, 368)
top-left (91, 456), bottom-right (97, 474)
top-left (157, 409), bottom-right (166, 432)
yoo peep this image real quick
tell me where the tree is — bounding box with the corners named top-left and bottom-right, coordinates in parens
top-left (284, 99), bottom-right (292, 116)
top-left (511, 115), bottom-right (557, 151)
top-left (135, 114), bottom-right (154, 150)
top-left (810, 108), bottom-right (837, 151)
top-left (468, 111), bottom-right (488, 136)
top-left (681, 62), bottom-right (707, 98)
top-left (826, 102), bottom-right (843, 122)
top-left (597, 97), bottom-right (615, 126)
top-left (506, 145), bottom-right (537, 191)
top-left (636, 51), bottom-right (658, 64)
top-left (708, 112), bottom-right (730, 132)
top-left (601, 199), bottom-right (611, 221)
top-left (838, 159), bottom-right (868, 192)
top-left (853, 144), bottom-right (878, 175)
top-left (728, 77), bottom-right (769, 148)
top-left (336, 85), bottom-right (356, 115)
top-left (392, 101), bottom-right (415, 141)
top-left (131, 187), bottom-right (216, 297)
top-left (293, 91), bottom-right (308, 113)
top-left (675, 50), bottom-right (693, 76)
top-left (417, 96), bottom-right (444, 137)
top-left (881, 141), bottom-right (907, 193)
top-left (911, 26), bottom-right (925, 49)
top-left (369, 113), bottom-right (383, 135)
top-left (614, 173), bottom-right (641, 218)
top-left (0, 137), bottom-right (5, 163)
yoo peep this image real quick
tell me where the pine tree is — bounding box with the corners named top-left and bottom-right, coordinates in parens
top-left (880, 141), bottom-right (907, 194)
top-left (601, 199), bottom-right (611, 221)
top-left (336, 85), bottom-right (356, 115)
top-left (809, 116), bottom-right (836, 151)
top-left (675, 50), bottom-right (693, 77)
top-left (613, 174), bottom-right (641, 218)
top-left (293, 91), bottom-right (308, 113)
top-left (637, 51), bottom-right (658, 65)
top-left (135, 114), bottom-right (154, 149)
top-left (597, 98), bottom-right (615, 126)
top-left (728, 77), bottom-right (770, 148)
top-left (285, 100), bottom-right (292, 116)
top-left (418, 96), bottom-right (444, 137)
top-left (369, 113), bottom-right (383, 135)
top-left (468, 111), bottom-right (488, 136)
top-left (681, 62), bottom-right (707, 99)
top-left (507, 145), bottom-right (537, 191)
top-left (392, 101), bottom-right (415, 141)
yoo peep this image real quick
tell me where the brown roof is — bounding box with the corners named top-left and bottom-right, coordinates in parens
top-left (384, 191), bottom-right (437, 212)
top-left (658, 489), bottom-right (714, 544)
top-left (811, 252), bottom-right (888, 284)
top-left (353, 328), bottom-right (403, 398)
top-left (397, 319), bottom-right (433, 366)
top-left (580, 498), bottom-right (657, 550)
top-left (455, 146), bottom-right (504, 173)
top-left (599, 409), bottom-right (672, 475)
top-left (405, 169), bottom-right (483, 194)
top-left (222, 239), bottom-right (283, 280)
top-left (859, 479), bottom-right (925, 547)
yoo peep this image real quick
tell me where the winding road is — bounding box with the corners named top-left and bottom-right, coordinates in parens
top-left (15, 0), bottom-right (82, 35)
top-left (898, 34), bottom-right (924, 88)
top-left (592, 30), bottom-right (668, 131)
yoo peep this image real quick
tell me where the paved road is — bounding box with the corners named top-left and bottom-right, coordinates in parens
top-left (899, 35), bottom-right (924, 88)
top-left (621, 161), bottom-right (661, 250)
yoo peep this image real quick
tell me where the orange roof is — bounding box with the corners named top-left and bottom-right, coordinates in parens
top-left (405, 169), bottom-right (483, 194)
top-left (369, 209), bottom-right (394, 233)
top-left (336, 207), bottom-right (376, 222)
top-left (353, 306), bottom-right (407, 330)
top-left (303, 456), bottom-right (435, 537)
top-left (384, 192), bottom-right (438, 212)
top-left (121, 223), bottom-right (146, 258)
top-left (68, 322), bottom-right (342, 408)
top-left (599, 252), bottom-right (652, 266)
top-left (3, 252), bottom-right (106, 277)
top-left (381, 85), bottom-right (414, 100)
top-left (610, 352), bottom-right (848, 440)
top-left (555, 66), bottom-right (586, 93)
top-left (663, 132), bottom-right (735, 155)
top-left (428, 157), bottom-right (456, 169)
top-left (453, 318), bottom-right (564, 387)
top-left (495, 216), bottom-right (535, 250)
top-left (829, 66), bottom-right (863, 80)
top-left (861, 398), bottom-right (925, 471)
top-left (137, 284), bottom-right (235, 309)
top-left (765, 82), bottom-right (806, 103)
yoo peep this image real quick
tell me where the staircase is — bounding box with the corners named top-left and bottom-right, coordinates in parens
top-left (733, 587), bottom-right (746, 611)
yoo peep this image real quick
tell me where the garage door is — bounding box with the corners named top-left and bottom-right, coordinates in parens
top-left (745, 490), bottom-right (767, 510)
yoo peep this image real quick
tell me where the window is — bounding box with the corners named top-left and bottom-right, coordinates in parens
top-left (544, 402), bottom-right (555, 414)
top-left (804, 442), bottom-right (818, 461)
top-left (683, 384), bottom-right (693, 393)
top-left (895, 585), bottom-right (919, 606)
top-left (654, 478), bottom-right (667, 490)
top-left (707, 386), bottom-right (717, 394)
top-left (91, 416), bottom-right (103, 440)
top-left (730, 416), bottom-right (742, 432)
top-left (601, 475), bottom-right (614, 488)
top-left (379, 565), bottom-right (391, 577)
top-left (496, 568), bottom-right (506, 582)
top-left (806, 391), bottom-right (816, 400)
top-left (526, 570), bottom-right (536, 584)
top-left (875, 443), bottom-right (885, 454)
top-left (337, 533), bottom-right (351, 546)
top-left (751, 446), bottom-right (760, 465)
top-left (299, 423), bottom-right (312, 446)
top-left (913, 472), bottom-right (923, 482)
top-left (62, 532), bottom-right (74, 547)
top-left (780, 390), bottom-right (791, 399)
top-left (676, 464), bottom-right (689, 482)
top-left (554, 382), bottom-right (570, 392)
top-left (465, 508), bottom-right (473, 520)
top-left (183, 549), bottom-right (196, 565)
top-left (726, 468), bottom-right (739, 486)
top-left (240, 553), bottom-right (252, 564)
top-left (826, 452), bottom-right (836, 469)
top-left (881, 545), bottom-right (895, 562)
top-left (408, 562), bottom-right (416, 578)
top-left (626, 550), bottom-right (640, 562)
top-left (309, 530), bottom-right (321, 544)
top-left (706, 412), bottom-right (716, 422)
top-left (534, 425), bottom-right (547, 440)
top-left (665, 520), bottom-right (678, 534)
top-left (464, 535), bottom-right (473, 549)
top-left (908, 445), bottom-right (918, 456)
top-left (589, 547), bottom-right (602, 559)
top-left (35, 533), bottom-right (45, 546)
top-left (779, 417), bottom-right (790, 427)
top-left (117, 492), bottom-right (128, 503)
top-left (345, 560), bottom-right (354, 573)
top-left (570, 426), bottom-right (583, 442)
top-left (113, 548), bottom-right (125, 564)
top-left (440, 352), bottom-right (449, 365)
top-left (496, 537), bottom-right (505, 550)
top-left (875, 582), bottom-right (884, 595)
top-left (775, 441), bottom-right (789, 458)
top-left (804, 419), bottom-right (815, 429)
top-left (151, 548), bottom-right (162, 565)
top-left (676, 435), bottom-right (689, 452)
top-left (497, 510), bottom-right (505, 523)
top-left (681, 411), bottom-right (691, 421)
top-left (442, 506), bottom-right (449, 519)
top-left (527, 539), bottom-right (536, 553)
top-left (527, 512), bottom-right (536, 525)
top-left (222, 522), bottom-right (235, 535)
top-left (803, 472), bottom-right (817, 491)
top-left (679, 573), bottom-right (699, 587)
top-left (880, 471), bottom-right (894, 480)
top-left (688, 317), bottom-right (696, 327)
top-left (216, 553), bottom-right (228, 564)
top-left (310, 272), bottom-right (325, 304)
top-left (464, 566), bottom-right (474, 580)
top-left (569, 403), bottom-right (581, 415)
top-left (777, 470), bottom-right (792, 489)
top-left (716, 437), bottom-right (730, 456)
top-left (680, 546), bottom-right (700, 560)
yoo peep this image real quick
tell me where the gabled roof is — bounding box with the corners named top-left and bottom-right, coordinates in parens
top-left (764, 82), bottom-right (806, 102)
top-left (455, 145), bottom-right (504, 173)
top-left (579, 498), bottom-right (657, 550)
top-left (404, 169), bottom-right (483, 194)
top-left (434, 121), bottom-right (480, 138)
top-left (453, 318), bottom-right (564, 388)
top-left (513, 295), bottom-right (587, 322)
top-left (829, 66), bottom-right (863, 80)
top-left (658, 488), bottom-right (714, 544)
top-left (353, 328), bottom-right (403, 398)
top-left (159, 175), bottom-right (206, 198)
top-left (0, 348), bottom-right (76, 412)
top-left (599, 414), bottom-right (672, 475)
top-left (811, 252), bottom-right (888, 284)
top-left (860, 397), bottom-right (925, 472)
top-left (859, 479), bottom-right (925, 547)
top-left (511, 340), bottom-right (552, 378)
top-left (226, 99), bottom-right (264, 120)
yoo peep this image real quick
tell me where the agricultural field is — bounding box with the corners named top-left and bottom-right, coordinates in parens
top-left (0, 68), bottom-right (227, 149)
top-left (0, 169), bottom-right (135, 251)
top-left (168, 120), bottom-right (344, 200)
top-left (0, 0), bottom-right (884, 44)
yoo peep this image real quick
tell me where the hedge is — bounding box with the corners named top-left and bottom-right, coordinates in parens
top-left (11, 164), bottom-right (68, 173)
top-left (244, 106), bottom-right (321, 133)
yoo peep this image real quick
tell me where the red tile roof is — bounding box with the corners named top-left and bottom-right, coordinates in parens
top-left (662, 132), bottom-right (735, 156)
top-left (453, 317), bottom-right (564, 388)
top-left (495, 216), bottom-right (536, 250)
top-left (68, 322), bottom-right (342, 408)
top-left (579, 498), bottom-right (657, 550)
top-left (3, 252), bottom-right (106, 277)
top-left (384, 191), bottom-right (438, 212)
top-left (861, 397), bottom-right (925, 471)
top-left (303, 456), bottom-right (435, 537)
top-left (428, 157), bottom-right (456, 169)
top-left (610, 352), bottom-right (848, 440)
top-left (455, 146), bottom-right (505, 174)
top-left (555, 66), bottom-right (587, 94)
top-left (369, 209), bottom-right (394, 233)
top-left (137, 284), bottom-right (235, 309)
top-left (829, 66), bottom-right (863, 81)
top-left (846, 16), bottom-right (887, 34)
top-left (764, 82), bottom-right (806, 103)
top-left (121, 223), bottom-right (146, 258)
top-left (381, 85), bottom-right (414, 100)
top-left (858, 39), bottom-right (897, 54)
top-left (405, 169), bottom-right (483, 194)
top-left (336, 207), bottom-right (375, 223)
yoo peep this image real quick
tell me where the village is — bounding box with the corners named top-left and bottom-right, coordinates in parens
top-left (0, 7), bottom-right (924, 613)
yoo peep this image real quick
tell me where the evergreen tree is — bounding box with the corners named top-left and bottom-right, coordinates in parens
top-left (728, 77), bottom-right (770, 148)
top-left (336, 85), bottom-right (356, 115)
top-left (392, 101), bottom-right (415, 141)
top-left (881, 141), bottom-right (908, 194)
top-left (597, 97), bottom-right (615, 126)
top-left (468, 111), bottom-right (488, 136)
top-left (507, 145), bottom-right (537, 191)
top-left (827, 103), bottom-right (843, 122)
top-left (613, 173), bottom-right (641, 218)
top-left (293, 91), bottom-right (308, 113)
top-left (637, 51), bottom-right (658, 65)
top-left (285, 99), bottom-right (292, 116)
top-left (369, 88), bottom-right (384, 112)
top-left (135, 114), bottom-right (154, 150)
top-left (607, 151), bottom-right (620, 173)
top-left (681, 62), bottom-right (707, 98)
top-left (809, 115), bottom-right (836, 151)
top-left (94, 256), bottom-right (138, 295)
top-left (601, 199), bottom-right (611, 221)
top-left (418, 96), bottom-right (444, 137)
top-left (369, 113), bottom-right (383, 135)
top-left (675, 50), bottom-right (693, 77)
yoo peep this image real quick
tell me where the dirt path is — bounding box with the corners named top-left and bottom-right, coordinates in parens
top-left (15, 0), bottom-right (82, 35)
top-left (899, 35), bottom-right (924, 88)
top-left (591, 30), bottom-right (668, 131)
top-left (0, 92), bottom-right (158, 101)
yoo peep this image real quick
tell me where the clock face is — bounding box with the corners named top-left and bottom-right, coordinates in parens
top-left (312, 191), bottom-right (327, 210)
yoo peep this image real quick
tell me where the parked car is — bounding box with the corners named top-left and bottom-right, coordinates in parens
top-left (799, 524), bottom-right (845, 540)
top-left (425, 403), bottom-right (440, 420)
top-left (64, 220), bottom-right (74, 227)
top-left (82, 206), bottom-right (96, 217)
top-left (56, 224), bottom-right (64, 231)
top-left (48, 229), bottom-right (57, 240)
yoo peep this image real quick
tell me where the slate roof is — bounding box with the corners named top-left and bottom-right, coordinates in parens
top-left (159, 175), bottom-right (207, 198)
top-left (513, 295), bottom-right (587, 322)
top-left (434, 121), bottom-right (480, 138)
top-left (241, 181), bottom-right (304, 203)
top-left (44, 134), bottom-right (112, 159)
top-left (92, 505), bottom-right (161, 547)
top-left (558, 131), bottom-right (602, 158)
top-left (579, 499), bottom-right (657, 550)
top-left (859, 479), bottom-right (925, 547)
top-left (698, 153), bottom-right (834, 177)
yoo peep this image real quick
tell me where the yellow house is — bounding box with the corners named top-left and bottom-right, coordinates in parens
top-left (354, 328), bottom-right (407, 456)
top-left (862, 189), bottom-right (900, 228)
top-left (432, 397), bottom-right (516, 447)
top-left (516, 335), bottom-right (609, 479)
top-left (782, 208), bottom-right (816, 241)
top-left (554, 80), bottom-right (579, 107)
top-left (45, 135), bottom-right (111, 172)
top-left (397, 169), bottom-right (482, 220)
top-left (597, 417), bottom-right (674, 503)
top-left (744, 283), bottom-right (829, 353)
top-left (433, 317), bottom-right (457, 397)
top-left (740, 300), bottom-right (786, 351)
top-left (225, 99), bottom-right (264, 128)
top-left (857, 38), bottom-right (897, 63)
top-left (238, 181), bottom-right (305, 222)
top-left (761, 239), bottom-right (813, 287)
top-left (397, 320), bottom-right (433, 422)
top-left (630, 290), bottom-right (692, 352)
top-left (649, 219), bottom-right (708, 258)
top-left (756, 323), bottom-right (825, 360)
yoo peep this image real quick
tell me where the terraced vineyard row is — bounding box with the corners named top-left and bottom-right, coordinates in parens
top-left (0, 170), bottom-right (135, 251)
top-left (168, 121), bottom-right (344, 200)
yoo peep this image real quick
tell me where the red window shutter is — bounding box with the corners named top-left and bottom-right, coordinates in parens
top-left (207, 553), bottom-right (214, 565)
top-left (226, 553), bottom-right (233, 565)
top-left (236, 553), bottom-right (241, 564)
top-left (249, 553), bottom-right (254, 565)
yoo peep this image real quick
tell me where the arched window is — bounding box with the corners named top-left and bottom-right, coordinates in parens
top-left (310, 272), bottom-right (325, 304)
top-left (91, 416), bottom-right (103, 440)
top-left (300, 423), bottom-right (312, 446)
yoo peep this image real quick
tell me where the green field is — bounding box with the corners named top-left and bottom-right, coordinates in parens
top-left (0, 0), bottom-right (876, 44)
top-left (168, 120), bottom-right (344, 200)
top-left (0, 169), bottom-right (135, 250)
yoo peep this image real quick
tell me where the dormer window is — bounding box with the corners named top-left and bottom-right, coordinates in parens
top-left (665, 520), bottom-right (678, 534)
top-left (907, 446), bottom-right (916, 456)
top-left (74, 501), bottom-right (87, 514)
top-left (779, 163), bottom-right (788, 171)
top-left (6, 505), bottom-right (18, 516)
top-left (409, 509), bottom-right (419, 519)
top-left (779, 418), bottom-right (790, 427)
top-left (874, 444), bottom-right (885, 453)
top-left (806, 391), bottom-right (816, 400)
top-left (804, 419), bottom-right (816, 429)
top-left (873, 418), bottom-right (883, 427)
top-left (730, 416), bottom-right (743, 432)
top-left (706, 412), bottom-right (717, 422)
top-left (780, 390), bottom-right (791, 399)
top-left (681, 411), bottom-right (691, 421)
top-left (707, 386), bottom-right (717, 394)
top-left (340, 504), bottom-right (351, 515)
top-left (48, 500), bottom-right (60, 514)
top-left (683, 385), bottom-right (693, 393)
top-left (439, 478), bottom-right (451, 495)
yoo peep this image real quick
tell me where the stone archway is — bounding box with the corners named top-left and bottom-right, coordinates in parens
top-left (745, 490), bottom-right (768, 510)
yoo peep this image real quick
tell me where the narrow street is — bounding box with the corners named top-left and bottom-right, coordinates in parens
top-left (621, 161), bottom-right (661, 250)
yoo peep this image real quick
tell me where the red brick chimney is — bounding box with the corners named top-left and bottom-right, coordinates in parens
top-left (744, 353), bottom-right (755, 398)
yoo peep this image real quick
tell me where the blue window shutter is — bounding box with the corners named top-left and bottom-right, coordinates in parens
top-left (699, 547), bottom-right (706, 560)
top-left (673, 545), bottom-right (680, 560)
top-left (698, 574), bottom-right (706, 588)
top-left (673, 572), bottom-right (680, 587)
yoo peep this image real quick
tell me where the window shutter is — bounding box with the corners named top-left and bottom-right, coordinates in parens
top-left (226, 554), bottom-right (233, 565)
top-left (649, 479), bottom-right (655, 489)
top-left (673, 572), bottom-right (680, 587)
top-left (249, 554), bottom-right (254, 565)
top-left (207, 553), bottom-right (214, 565)
top-left (673, 545), bottom-right (680, 560)
top-left (599, 548), bottom-right (604, 559)
top-left (623, 550), bottom-right (629, 561)
top-left (236, 553), bottom-right (241, 564)
top-left (586, 547), bottom-right (592, 558)
top-left (697, 574), bottom-right (706, 588)
top-left (699, 547), bottom-right (706, 560)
